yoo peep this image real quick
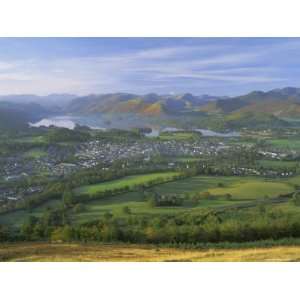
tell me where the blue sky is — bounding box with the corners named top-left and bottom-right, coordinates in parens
top-left (0, 38), bottom-right (300, 96)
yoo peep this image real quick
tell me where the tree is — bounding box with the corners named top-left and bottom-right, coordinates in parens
top-left (121, 206), bottom-right (131, 215)
top-left (62, 186), bottom-right (74, 208)
top-left (148, 198), bottom-right (156, 208)
top-left (51, 226), bottom-right (74, 242)
top-left (20, 216), bottom-right (39, 240)
top-left (0, 225), bottom-right (9, 242)
top-left (225, 193), bottom-right (232, 200)
top-left (258, 202), bottom-right (267, 214)
top-left (73, 203), bottom-right (86, 213)
top-left (292, 192), bottom-right (300, 206)
top-left (201, 191), bottom-right (212, 200)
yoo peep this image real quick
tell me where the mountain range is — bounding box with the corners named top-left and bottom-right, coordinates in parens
top-left (65, 87), bottom-right (300, 119)
top-left (66, 93), bottom-right (219, 116)
top-left (200, 87), bottom-right (300, 117)
top-left (2, 87), bottom-right (300, 131)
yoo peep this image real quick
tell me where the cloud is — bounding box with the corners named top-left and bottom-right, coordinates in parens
top-left (0, 39), bottom-right (297, 95)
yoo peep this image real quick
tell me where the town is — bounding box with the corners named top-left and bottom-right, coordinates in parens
top-left (0, 126), bottom-right (299, 210)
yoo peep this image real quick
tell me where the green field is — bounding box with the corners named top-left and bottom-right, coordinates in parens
top-left (152, 176), bottom-right (236, 195)
top-left (75, 172), bottom-right (181, 195)
top-left (207, 180), bottom-right (293, 199)
top-left (0, 198), bottom-right (62, 227)
top-left (70, 175), bottom-right (296, 224)
top-left (24, 148), bottom-right (47, 159)
top-left (0, 174), bottom-right (297, 227)
top-left (174, 157), bottom-right (202, 162)
top-left (258, 159), bottom-right (299, 168)
top-left (13, 135), bottom-right (46, 144)
top-left (286, 175), bottom-right (300, 185)
top-left (159, 131), bottom-right (200, 141)
top-left (152, 175), bottom-right (294, 199)
top-left (268, 139), bottom-right (300, 149)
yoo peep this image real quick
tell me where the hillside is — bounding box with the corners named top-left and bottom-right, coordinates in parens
top-left (0, 102), bottom-right (49, 131)
top-left (201, 87), bottom-right (300, 117)
top-left (67, 93), bottom-right (213, 116)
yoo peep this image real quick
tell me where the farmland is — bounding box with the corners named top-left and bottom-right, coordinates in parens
top-left (24, 148), bottom-right (47, 159)
top-left (152, 175), bottom-right (294, 200)
top-left (158, 131), bottom-right (201, 141)
top-left (75, 172), bottom-right (181, 195)
top-left (267, 138), bottom-right (300, 149)
top-left (206, 180), bottom-right (293, 199)
top-left (2, 124), bottom-right (300, 261)
top-left (1, 174), bottom-right (296, 227)
top-left (257, 159), bottom-right (299, 169)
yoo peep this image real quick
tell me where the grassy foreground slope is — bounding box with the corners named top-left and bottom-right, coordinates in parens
top-left (2, 243), bottom-right (300, 262)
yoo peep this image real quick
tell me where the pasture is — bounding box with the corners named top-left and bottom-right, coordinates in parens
top-left (75, 172), bottom-right (180, 195)
top-left (13, 135), bottom-right (46, 144)
top-left (268, 138), bottom-right (300, 150)
top-left (257, 159), bottom-right (299, 168)
top-left (0, 198), bottom-right (62, 227)
top-left (152, 175), bottom-right (294, 200)
top-left (206, 180), bottom-right (293, 200)
top-left (23, 148), bottom-right (47, 159)
top-left (158, 131), bottom-right (200, 141)
top-left (70, 175), bottom-right (295, 224)
top-left (0, 174), bottom-right (297, 227)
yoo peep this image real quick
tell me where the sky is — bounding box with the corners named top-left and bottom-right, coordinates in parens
top-left (0, 38), bottom-right (300, 96)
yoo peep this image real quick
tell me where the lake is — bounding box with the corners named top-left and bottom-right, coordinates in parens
top-left (30, 115), bottom-right (240, 137)
top-left (29, 115), bottom-right (106, 130)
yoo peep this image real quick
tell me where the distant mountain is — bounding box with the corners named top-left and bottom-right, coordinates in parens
top-left (0, 102), bottom-right (49, 131)
top-left (67, 93), bottom-right (217, 116)
top-left (2, 88), bottom-right (300, 131)
top-left (0, 94), bottom-right (77, 109)
top-left (200, 87), bottom-right (300, 117)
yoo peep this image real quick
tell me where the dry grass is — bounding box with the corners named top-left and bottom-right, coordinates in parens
top-left (1, 243), bottom-right (300, 262)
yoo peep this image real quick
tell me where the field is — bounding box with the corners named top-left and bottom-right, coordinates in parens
top-left (68, 175), bottom-right (296, 223)
top-left (268, 138), bottom-right (300, 149)
top-left (0, 198), bottom-right (62, 227)
top-left (75, 172), bottom-right (180, 195)
top-left (257, 159), bottom-right (299, 168)
top-left (207, 180), bottom-right (293, 199)
top-left (23, 148), bottom-right (47, 159)
top-left (153, 175), bottom-right (294, 200)
top-left (13, 135), bottom-right (46, 144)
top-left (1, 242), bottom-right (300, 262)
top-left (1, 174), bottom-right (297, 227)
top-left (158, 131), bottom-right (200, 141)
top-left (174, 157), bottom-right (202, 162)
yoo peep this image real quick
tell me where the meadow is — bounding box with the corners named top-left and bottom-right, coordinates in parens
top-left (70, 175), bottom-right (298, 223)
top-left (268, 138), bottom-right (300, 149)
top-left (153, 175), bottom-right (294, 199)
top-left (75, 172), bottom-right (181, 195)
top-left (1, 174), bottom-right (297, 227)
top-left (23, 148), bottom-right (47, 159)
top-left (257, 159), bottom-right (299, 168)
top-left (13, 135), bottom-right (46, 144)
top-left (158, 131), bottom-right (200, 141)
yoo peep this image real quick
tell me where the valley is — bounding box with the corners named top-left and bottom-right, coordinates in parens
top-left (2, 87), bottom-right (300, 261)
